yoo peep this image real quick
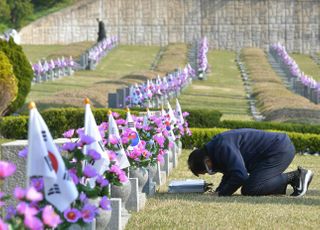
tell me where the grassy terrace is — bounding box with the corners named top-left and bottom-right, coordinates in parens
top-left (291, 53), bottom-right (320, 82)
top-left (176, 50), bottom-right (251, 121)
top-left (243, 48), bottom-right (320, 123)
top-left (23, 45), bottom-right (160, 112)
top-left (126, 150), bottom-right (320, 229)
top-left (22, 42), bottom-right (94, 62)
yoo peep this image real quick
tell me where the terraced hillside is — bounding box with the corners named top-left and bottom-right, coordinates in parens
top-left (177, 50), bottom-right (251, 121)
top-left (242, 48), bottom-right (320, 123)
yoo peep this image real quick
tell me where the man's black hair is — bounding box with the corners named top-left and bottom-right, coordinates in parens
top-left (188, 147), bottom-right (207, 177)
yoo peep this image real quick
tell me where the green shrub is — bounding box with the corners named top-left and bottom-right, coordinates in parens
top-left (181, 128), bottom-right (320, 154)
top-left (0, 38), bottom-right (34, 115)
top-left (0, 108), bottom-right (138, 139)
top-left (0, 51), bottom-right (18, 116)
top-left (219, 120), bottom-right (320, 135)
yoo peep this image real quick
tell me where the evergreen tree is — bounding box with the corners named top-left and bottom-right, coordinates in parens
top-left (0, 50), bottom-right (18, 116)
top-left (7, 0), bottom-right (33, 29)
top-left (0, 0), bottom-right (11, 23)
top-left (0, 38), bottom-right (34, 115)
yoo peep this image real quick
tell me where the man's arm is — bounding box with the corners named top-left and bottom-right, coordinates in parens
top-left (216, 142), bottom-right (249, 196)
top-left (215, 174), bottom-right (230, 193)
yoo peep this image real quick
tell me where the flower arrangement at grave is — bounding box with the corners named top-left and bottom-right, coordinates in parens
top-left (0, 160), bottom-right (63, 229)
top-left (88, 36), bottom-right (118, 63)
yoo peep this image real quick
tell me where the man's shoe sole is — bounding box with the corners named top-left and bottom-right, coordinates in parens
top-left (297, 170), bottom-right (313, 197)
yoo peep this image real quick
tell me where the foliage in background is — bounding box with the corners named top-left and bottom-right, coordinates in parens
top-left (182, 128), bottom-right (320, 154)
top-left (0, 38), bottom-right (33, 115)
top-left (0, 51), bottom-right (18, 116)
top-left (242, 48), bottom-right (320, 123)
top-left (0, 107), bottom-right (195, 139)
top-left (0, 0), bottom-right (74, 32)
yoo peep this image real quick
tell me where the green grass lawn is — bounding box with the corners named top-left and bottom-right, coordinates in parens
top-left (175, 50), bottom-right (251, 121)
top-left (23, 45), bottom-right (160, 111)
top-left (291, 53), bottom-right (320, 82)
top-left (22, 42), bottom-right (94, 63)
top-left (126, 150), bottom-right (320, 229)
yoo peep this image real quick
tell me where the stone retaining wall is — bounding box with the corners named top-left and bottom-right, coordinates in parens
top-left (19, 0), bottom-right (320, 53)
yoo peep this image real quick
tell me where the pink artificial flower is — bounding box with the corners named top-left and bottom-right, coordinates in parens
top-left (0, 161), bottom-right (16, 179)
top-left (14, 187), bottom-right (26, 200)
top-left (112, 112), bottom-right (120, 119)
top-left (69, 169), bottom-right (79, 184)
top-left (83, 165), bottom-right (98, 178)
top-left (64, 208), bottom-right (81, 223)
top-left (42, 205), bottom-right (62, 228)
top-left (62, 142), bottom-right (77, 151)
top-left (99, 122), bottom-right (108, 130)
top-left (24, 214), bottom-right (44, 230)
top-left (0, 217), bottom-right (9, 230)
top-left (118, 173), bottom-right (128, 183)
top-left (81, 204), bottom-right (97, 223)
top-left (18, 147), bottom-right (28, 158)
top-left (99, 196), bottom-right (112, 210)
top-left (116, 119), bottom-right (126, 125)
top-left (182, 111), bottom-right (189, 117)
top-left (26, 187), bottom-right (43, 202)
top-left (157, 154), bottom-right (164, 164)
top-left (108, 135), bottom-right (119, 145)
top-left (16, 202), bottom-right (38, 216)
top-left (63, 129), bottom-right (75, 138)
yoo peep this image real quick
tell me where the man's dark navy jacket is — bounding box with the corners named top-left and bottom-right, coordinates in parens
top-left (204, 128), bottom-right (291, 196)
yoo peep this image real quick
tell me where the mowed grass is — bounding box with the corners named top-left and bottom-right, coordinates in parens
top-left (291, 53), bottom-right (320, 82)
top-left (176, 50), bottom-right (251, 121)
top-left (23, 45), bottom-right (160, 111)
top-left (126, 150), bottom-right (320, 230)
top-left (22, 41), bottom-right (94, 63)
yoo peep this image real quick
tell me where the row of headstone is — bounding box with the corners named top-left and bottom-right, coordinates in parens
top-left (269, 44), bottom-right (320, 104)
top-left (108, 65), bottom-right (194, 109)
top-left (0, 138), bottom-right (182, 230)
top-left (197, 37), bottom-right (209, 80)
top-left (236, 51), bottom-right (265, 121)
top-left (79, 36), bottom-right (118, 70)
top-left (31, 56), bottom-right (75, 84)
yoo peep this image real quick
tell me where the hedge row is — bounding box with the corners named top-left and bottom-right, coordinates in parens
top-left (0, 107), bottom-right (222, 139)
top-left (0, 108), bottom-right (133, 139)
top-left (181, 128), bottom-right (320, 154)
top-left (219, 120), bottom-right (320, 135)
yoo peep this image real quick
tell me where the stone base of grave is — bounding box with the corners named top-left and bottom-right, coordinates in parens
top-left (161, 153), bottom-right (173, 176)
top-left (126, 178), bottom-right (146, 212)
top-left (155, 162), bottom-right (166, 186)
top-left (142, 176), bottom-right (156, 196)
top-left (107, 199), bottom-right (131, 230)
top-left (68, 219), bottom-right (96, 230)
top-left (138, 192), bottom-right (147, 210)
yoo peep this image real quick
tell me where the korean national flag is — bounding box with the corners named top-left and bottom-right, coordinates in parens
top-left (27, 102), bottom-right (78, 212)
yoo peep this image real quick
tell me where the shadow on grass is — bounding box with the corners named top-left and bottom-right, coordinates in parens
top-left (153, 189), bottom-right (320, 206)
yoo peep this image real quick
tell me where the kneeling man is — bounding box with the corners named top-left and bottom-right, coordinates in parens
top-left (188, 129), bottom-right (313, 197)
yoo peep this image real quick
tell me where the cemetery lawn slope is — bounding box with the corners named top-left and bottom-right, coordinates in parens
top-left (156, 43), bottom-right (188, 74)
top-left (243, 48), bottom-right (320, 123)
top-left (291, 53), bottom-right (320, 82)
top-left (23, 45), bottom-right (160, 112)
top-left (175, 50), bottom-right (251, 121)
top-left (22, 42), bottom-right (94, 63)
top-left (126, 150), bottom-right (320, 230)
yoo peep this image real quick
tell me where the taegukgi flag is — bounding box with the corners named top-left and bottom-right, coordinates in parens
top-left (125, 107), bottom-right (141, 151)
top-left (175, 98), bottom-right (184, 125)
top-left (27, 102), bottom-right (78, 212)
top-left (166, 101), bottom-right (177, 125)
top-left (108, 110), bottom-right (130, 169)
top-left (84, 98), bottom-right (110, 187)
